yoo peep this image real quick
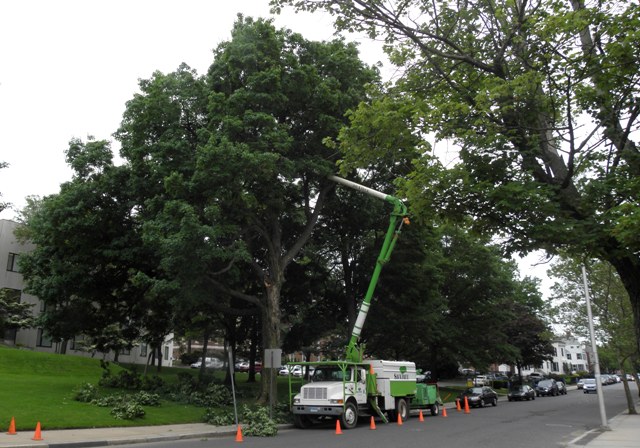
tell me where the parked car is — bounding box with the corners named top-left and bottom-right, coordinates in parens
top-left (583, 378), bottom-right (597, 393)
top-left (577, 379), bottom-right (584, 389)
top-left (458, 386), bottom-right (498, 408)
top-left (236, 361), bottom-right (262, 373)
top-left (507, 385), bottom-right (535, 401)
top-left (557, 381), bottom-right (567, 395)
top-left (294, 365), bottom-right (315, 377)
top-left (190, 357), bottom-right (223, 369)
top-left (535, 379), bottom-right (559, 396)
top-left (474, 375), bottom-right (490, 386)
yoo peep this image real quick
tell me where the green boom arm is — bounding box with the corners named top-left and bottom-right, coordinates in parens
top-left (328, 175), bottom-right (409, 363)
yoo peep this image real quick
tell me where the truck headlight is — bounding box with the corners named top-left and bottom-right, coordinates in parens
top-left (329, 399), bottom-right (344, 405)
top-left (293, 398), bottom-right (300, 404)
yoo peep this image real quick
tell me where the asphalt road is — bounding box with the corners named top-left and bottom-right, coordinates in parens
top-left (115, 382), bottom-right (635, 448)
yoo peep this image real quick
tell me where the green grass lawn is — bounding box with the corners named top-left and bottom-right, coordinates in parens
top-left (0, 345), bottom-right (265, 430)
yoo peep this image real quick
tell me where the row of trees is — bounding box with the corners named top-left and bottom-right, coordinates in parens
top-left (14, 16), bottom-right (554, 402)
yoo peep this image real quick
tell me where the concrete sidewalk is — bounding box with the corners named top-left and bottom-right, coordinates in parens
top-left (0, 423), bottom-right (238, 448)
top-left (566, 412), bottom-right (639, 448)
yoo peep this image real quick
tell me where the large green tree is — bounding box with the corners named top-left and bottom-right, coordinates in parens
top-left (114, 16), bottom-right (379, 401)
top-left (274, 0), bottom-right (640, 352)
top-left (18, 139), bottom-right (156, 357)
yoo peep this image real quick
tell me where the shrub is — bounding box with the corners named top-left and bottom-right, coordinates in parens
top-left (133, 391), bottom-right (161, 406)
top-left (204, 384), bottom-right (233, 407)
top-left (74, 383), bottom-right (98, 403)
top-left (141, 375), bottom-right (165, 392)
top-left (91, 395), bottom-right (124, 407)
top-left (99, 369), bottom-right (142, 390)
top-left (203, 408), bottom-right (235, 426)
top-left (241, 405), bottom-right (278, 437)
top-left (110, 402), bottom-right (145, 420)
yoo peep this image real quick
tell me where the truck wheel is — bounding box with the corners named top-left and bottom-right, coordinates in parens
top-left (341, 401), bottom-right (358, 430)
top-left (293, 414), bottom-right (312, 429)
top-left (430, 403), bottom-right (440, 416)
top-left (396, 398), bottom-right (409, 422)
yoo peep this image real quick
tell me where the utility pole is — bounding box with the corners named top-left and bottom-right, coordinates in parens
top-left (581, 264), bottom-right (610, 431)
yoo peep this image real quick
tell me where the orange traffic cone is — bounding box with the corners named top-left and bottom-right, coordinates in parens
top-left (7, 417), bottom-right (16, 435)
top-left (370, 416), bottom-right (376, 430)
top-left (456, 399), bottom-right (462, 412)
top-left (464, 396), bottom-right (471, 414)
top-left (442, 406), bottom-right (448, 417)
top-left (335, 419), bottom-right (343, 435)
top-left (235, 425), bottom-right (243, 442)
top-left (32, 422), bottom-right (43, 441)
top-left (397, 413), bottom-right (403, 425)
top-left (418, 410), bottom-right (424, 422)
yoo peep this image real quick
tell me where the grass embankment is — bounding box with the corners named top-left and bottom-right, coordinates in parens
top-left (0, 345), bottom-right (274, 430)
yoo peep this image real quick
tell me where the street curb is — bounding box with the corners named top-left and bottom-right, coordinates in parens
top-left (48, 430), bottom-right (238, 448)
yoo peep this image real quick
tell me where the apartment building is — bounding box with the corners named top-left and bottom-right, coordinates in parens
top-left (0, 219), bottom-right (174, 366)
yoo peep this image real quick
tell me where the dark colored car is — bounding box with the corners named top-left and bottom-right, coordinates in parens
top-left (557, 381), bottom-right (567, 395)
top-left (535, 379), bottom-right (559, 396)
top-left (507, 384), bottom-right (535, 401)
top-left (458, 386), bottom-right (498, 408)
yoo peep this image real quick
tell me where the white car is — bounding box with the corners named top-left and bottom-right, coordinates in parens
top-left (191, 357), bottom-right (224, 369)
top-left (583, 378), bottom-right (597, 393)
top-left (473, 375), bottom-right (489, 386)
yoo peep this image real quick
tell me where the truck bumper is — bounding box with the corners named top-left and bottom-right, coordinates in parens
top-left (292, 405), bottom-right (343, 416)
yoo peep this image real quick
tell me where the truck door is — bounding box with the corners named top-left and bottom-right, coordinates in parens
top-left (355, 368), bottom-right (368, 404)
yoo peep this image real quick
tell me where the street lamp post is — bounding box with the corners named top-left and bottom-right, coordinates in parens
top-left (581, 264), bottom-right (610, 431)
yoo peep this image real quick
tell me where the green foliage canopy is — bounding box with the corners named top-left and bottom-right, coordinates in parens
top-left (273, 0), bottom-right (640, 352)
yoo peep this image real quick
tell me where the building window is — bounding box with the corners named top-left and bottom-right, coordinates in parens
top-left (4, 328), bottom-right (17, 343)
top-left (553, 347), bottom-right (558, 356)
top-left (566, 353), bottom-right (572, 360)
top-left (139, 343), bottom-right (147, 357)
top-left (577, 353), bottom-right (582, 360)
top-left (552, 362), bottom-right (559, 371)
top-left (121, 347), bottom-right (131, 356)
top-left (164, 345), bottom-right (169, 361)
top-left (37, 329), bottom-right (52, 347)
top-left (6, 253), bottom-right (20, 272)
top-left (561, 348), bottom-right (565, 356)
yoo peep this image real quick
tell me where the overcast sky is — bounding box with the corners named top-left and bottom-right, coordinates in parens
top-left (0, 0), bottom-right (553, 290)
top-left (0, 0), bottom-right (384, 219)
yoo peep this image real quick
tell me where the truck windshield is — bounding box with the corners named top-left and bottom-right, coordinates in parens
top-left (312, 366), bottom-right (351, 382)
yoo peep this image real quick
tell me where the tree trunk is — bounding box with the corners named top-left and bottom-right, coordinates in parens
top-left (156, 345), bottom-right (162, 373)
top-left (199, 330), bottom-right (210, 382)
top-left (609, 255), bottom-right (640, 356)
top-left (258, 280), bottom-right (282, 404)
top-left (248, 318), bottom-right (259, 383)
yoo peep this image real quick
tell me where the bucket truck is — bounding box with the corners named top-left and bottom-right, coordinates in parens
top-left (288, 175), bottom-right (442, 429)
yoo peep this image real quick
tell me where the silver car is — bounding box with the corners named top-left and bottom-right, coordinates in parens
top-left (583, 378), bottom-right (597, 394)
